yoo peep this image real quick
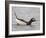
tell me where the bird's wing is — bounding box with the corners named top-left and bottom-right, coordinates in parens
top-left (17, 18), bottom-right (28, 23)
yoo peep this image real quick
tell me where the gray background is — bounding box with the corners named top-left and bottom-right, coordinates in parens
top-left (12, 7), bottom-right (40, 31)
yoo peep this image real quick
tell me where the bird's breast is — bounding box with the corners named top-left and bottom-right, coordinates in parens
top-left (16, 19), bottom-right (26, 25)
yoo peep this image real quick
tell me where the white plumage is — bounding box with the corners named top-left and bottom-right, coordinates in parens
top-left (16, 19), bottom-right (26, 25)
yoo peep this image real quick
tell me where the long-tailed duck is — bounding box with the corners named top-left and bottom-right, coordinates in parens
top-left (14, 13), bottom-right (36, 25)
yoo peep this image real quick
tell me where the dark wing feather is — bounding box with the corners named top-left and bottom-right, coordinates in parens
top-left (17, 18), bottom-right (28, 23)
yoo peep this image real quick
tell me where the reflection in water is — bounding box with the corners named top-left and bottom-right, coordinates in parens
top-left (12, 22), bottom-right (40, 31)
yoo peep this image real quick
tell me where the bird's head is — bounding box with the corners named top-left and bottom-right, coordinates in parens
top-left (31, 18), bottom-right (36, 22)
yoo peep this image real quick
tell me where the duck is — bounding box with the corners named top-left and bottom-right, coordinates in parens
top-left (14, 13), bottom-right (36, 25)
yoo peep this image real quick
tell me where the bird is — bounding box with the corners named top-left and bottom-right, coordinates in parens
top-left (14, 13), bottom-right (36, 25)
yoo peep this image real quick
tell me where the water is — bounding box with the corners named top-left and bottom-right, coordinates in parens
top-left (12, 7), bottom-right (40, 31)
top-left (12, 21), bottom-right (40, 31)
